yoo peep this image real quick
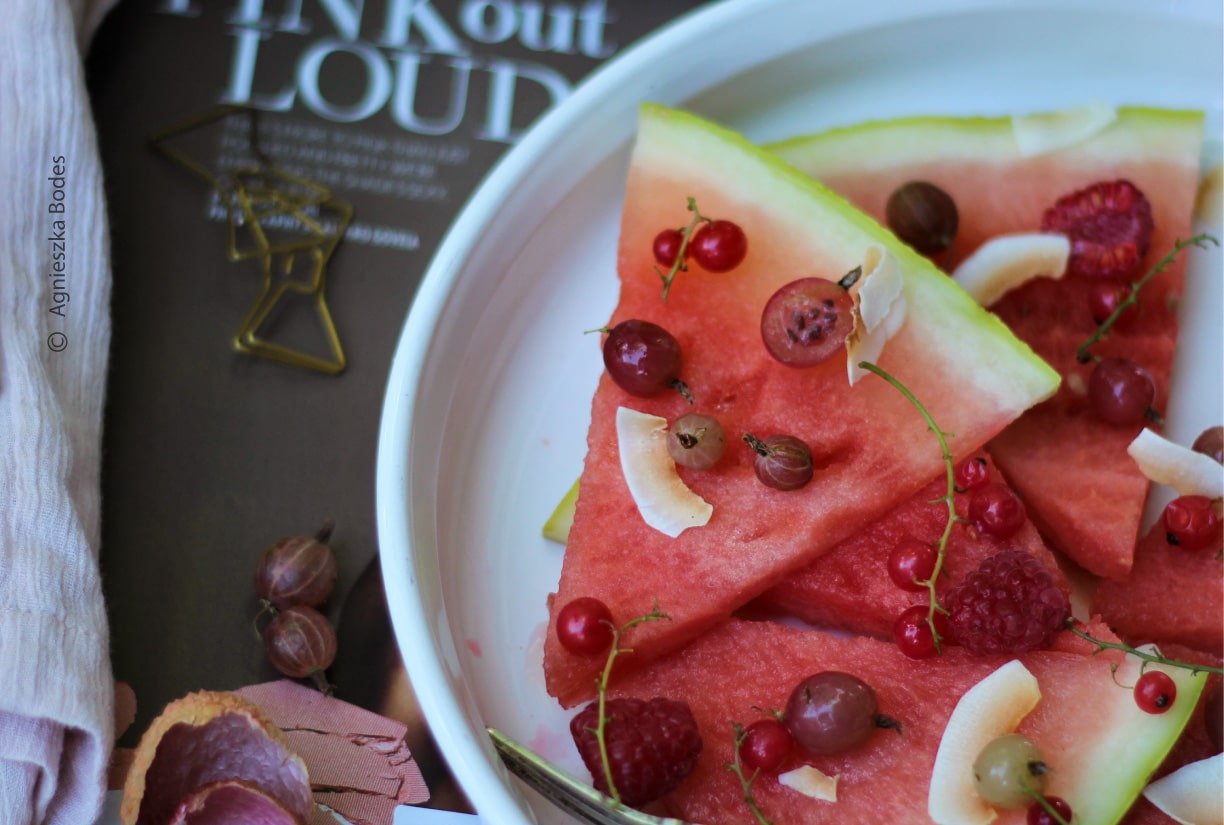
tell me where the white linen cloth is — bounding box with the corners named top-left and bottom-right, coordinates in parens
top-left (1, 1), bottom-right (117, 823)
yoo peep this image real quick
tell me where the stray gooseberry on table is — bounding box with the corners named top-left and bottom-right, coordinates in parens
top-left (254, 520), bottom-right (338, 610)
top-left (667, 413), bottom-right (726, 470)
top-left (1162, 495), bottom-right (1221, 551)
top-left (742, 433), bottom-right (814, 491)
top-left (263, 604), bottom-right (337, 694)
top-left (600, 319), bottom-right (692, 402)
top-left (760, 273), bottom-right (857, 368)
top-left (783, 671), bottom-right (899, 757)
top-left (886, 180), bottom-right (959, 257)
top-left (253, 522), bottom-right (341, 693)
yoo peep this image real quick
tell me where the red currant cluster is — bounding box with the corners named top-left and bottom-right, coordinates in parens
top-left (888, 456), bottom-right (1036, 660)
top-left (252, 522), bottom-right (339, 693)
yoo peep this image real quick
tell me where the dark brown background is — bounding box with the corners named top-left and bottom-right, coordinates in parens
top-left (87, 0), bottom-right (709, 811)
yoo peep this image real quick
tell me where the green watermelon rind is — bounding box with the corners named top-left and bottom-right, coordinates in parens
top-left (766, 106), bottom-right (1206, 173)
top-left (637, 104), bottom-right (1062, 418)
top-left (1054, 657), bottom-right (1207, 825)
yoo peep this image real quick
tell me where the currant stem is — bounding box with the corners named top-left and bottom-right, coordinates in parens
top-left (657, 196), bottom-right (709, 302)
top-left (1064, 619), bottom-right (1223, 676)
top-left (727, 724), bottom-right (774, 825)
top-left (1075, 233), bottom-right (1219, 363)
top-left (1022, 789), bottom-right (1071, 825)
top-left (592, 603), bottom-right (671, 805)
top-left (858, 361), bottom-right (956, 652)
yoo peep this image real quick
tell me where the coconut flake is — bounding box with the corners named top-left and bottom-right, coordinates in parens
top-left (1128, 428), bottom-right (1224, 499)
top-left (1011, 102), bottom-right (1118, 157)
top-left (951, 233), bottom-right (1070, 307)
top-left (778, 764), bottom-right (839, 802)
top-left (616, 406), bottom-right (713, 538)
top-left (928, 660), bottom-right (1042, 825)
top-left (846, 244), bottom-right (907, 385)
top-left (1142, 753), bottom-right (1224, 825)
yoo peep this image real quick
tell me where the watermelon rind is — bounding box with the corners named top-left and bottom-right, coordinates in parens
top-left (767, 107), bottom-right (1205, 173)
top-left (542, 479), bottom-right (579, 544)
top-left (1050, 647), bottom-right (1208, 825)
top-left (637, 103), bottom-right (1061, 416)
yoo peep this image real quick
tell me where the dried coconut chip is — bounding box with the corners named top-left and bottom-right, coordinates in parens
top-left (951, 233), bottom-right (1070, 307)
top-left (1011, 102), bottom-right (1118, 157)
top-left (1142, 752), bottom-right (1224, 825)
top-left (1128, 428), bottom-right (1224, 499)
top-left (847, 244), bottom-right (907, 385)
top-left (778, 764), bottom-right (839, 802)
top-left (616, 406), bottom-right (713, 538)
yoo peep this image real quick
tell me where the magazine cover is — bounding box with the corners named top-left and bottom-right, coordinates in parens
top-left (86, 0), bottom-right (708, 814)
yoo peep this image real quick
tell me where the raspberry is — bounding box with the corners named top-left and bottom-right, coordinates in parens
top-left (1040, 179), bottom-right (1154, 280)
top-left (570, 696), bottom-right (702, 807)
top-left (945, 550), bottom-right (1069, 656)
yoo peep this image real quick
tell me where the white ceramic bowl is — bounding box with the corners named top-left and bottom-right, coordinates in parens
top-left (376, 1), bottom-right (1223, 822)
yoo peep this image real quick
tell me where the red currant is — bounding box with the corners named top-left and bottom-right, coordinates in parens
top-left (954, 456), bottom-right (990, 491)
top-left (968, 483), bottom-right (1027, 539)
top-left (1027, 795), bottom-right (1073, 825)
top-left (887, 539), bottom-right (938, 592)
top-left (652, 228), bottom-right (686, 268)
top-left (1087, 282), bottom-right (1138, 328)
top-left (1088, 358), bottom-right (1156, 426)
top-left (1162, 495), bottom-right (1222, 551)
top-left (1134, 670), bottom-right (1177, 714)
top-left (555, 597), bottom-right (614, 656)
top-left (893, 605), bottom-right (951, 659)
top-left (738, 718), bottom-right (793, 773)
top-left (690, 219), bottom-right (747, 272)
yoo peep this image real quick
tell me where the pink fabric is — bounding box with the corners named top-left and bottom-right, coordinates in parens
top-left (0, 1), bottom-right (117, 823)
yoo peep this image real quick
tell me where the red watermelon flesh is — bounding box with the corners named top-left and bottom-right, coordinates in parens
top-left (751, 451), bottom-right (1069, 638)
top-left (770, 110), bottom-right (1204, 580)
top-left (543, 106), bottom-right (1059, 708)
top-left (604, 618), bottom-right (1202, 825)
top-left (1091, 516), bottom-right (1224, 659)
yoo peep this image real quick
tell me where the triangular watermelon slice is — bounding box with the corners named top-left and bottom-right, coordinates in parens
top-left (1091, 516), bottom-right (1223, 659)
top-left (769, 109), bottom-right (1205, 580)
top-left (543, 105), bottom-right (1060, 707)
top-left (751, 451), bottom-right (1070, 639)
top-left (604, 618), bottom-right (1206, 825)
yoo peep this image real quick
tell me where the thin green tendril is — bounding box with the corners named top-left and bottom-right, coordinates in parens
top-left (726, 724), bottom-right (774, 825)
top-left (656, 197), bottom-right (709, 302)
top-left (1064, 619), bottom-right (1222, 676)
top-left (858, 360), bottom-right (956, 652)
top-left (1076, 233), bottom-right (1219, 363)
top-left (591, 602), bottom-right (670, 805)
